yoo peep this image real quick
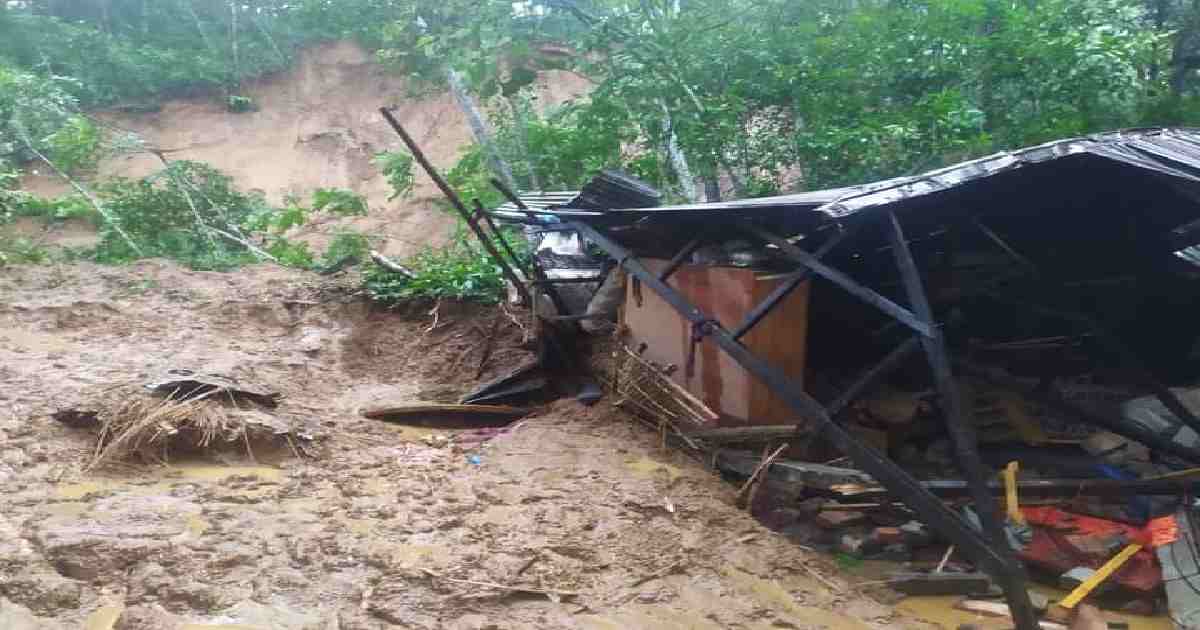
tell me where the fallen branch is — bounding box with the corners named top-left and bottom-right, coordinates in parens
top-left (211, 227), bottom-right (278, 263)
top-left (421, 568), bottom-right (579, 598)
top-left (369, 250), bottom-right (415, 278)
top-left (735, 442), bottom-right (789, 505)
top-left (14, 124), bottom-right (143, 257)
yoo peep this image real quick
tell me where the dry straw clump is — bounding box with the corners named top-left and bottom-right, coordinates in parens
top-left (87, 389), bottom-right (290, 469)
top-left (608, 344), bottom-right (716, 449)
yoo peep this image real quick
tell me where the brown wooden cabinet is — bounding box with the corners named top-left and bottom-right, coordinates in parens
top-left (622, 260), bottom-right (810, 428)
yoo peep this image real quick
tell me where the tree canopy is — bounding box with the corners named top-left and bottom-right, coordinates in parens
top-left (3, 0), bottom-right (1200, 194)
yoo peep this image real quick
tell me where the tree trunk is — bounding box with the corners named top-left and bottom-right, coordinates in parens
top-left (508, 95), bottom-right (542, 191)
top-left (230, 0), bottom-right (240, 92)
top-left (185, 1), bottom-right (217, 56)
top-left (447, 68), bottom-right (518, 193)
top-left (659, 101), bottom-right (699, 203)
top-left (979, 0), bottom-right (1002, 134)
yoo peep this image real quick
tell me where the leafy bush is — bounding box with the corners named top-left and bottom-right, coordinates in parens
top-left (0, 235), bottom-right (50, 267)
top-left (316, 230), bottom-right (370, 273)
top-left (311, 188), bottom-right (368, 216)
top-left (90, 161), bottom-right (269, 269)
top-left (266, 238), bottom-right (315, 269)
top-left (373, 151), bottom-right (415, 201)
top-left (364, 230), bottom-right (507, 304)
top-left (0, 63), bottom-right (90, 168)
top-left (45, 115), bottom-right (103, 174)
top-left (244, 196), bottom-right (308, 234)
top-left (444, 146), bottom-right (505, 209)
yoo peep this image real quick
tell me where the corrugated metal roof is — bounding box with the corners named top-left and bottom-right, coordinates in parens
top-left (589, 128), bottom-right (1200, 219)
top-left (493, 191), bottom-right (599, 220)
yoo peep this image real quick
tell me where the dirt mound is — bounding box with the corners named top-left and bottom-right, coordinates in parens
top-left (17, 41), bottom-right (592, 259)
top-left (0, 261), bottom-right (926, 629)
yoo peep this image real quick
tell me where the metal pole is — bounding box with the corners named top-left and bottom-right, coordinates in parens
top-left (569, 219), bottom-right (1018, 581)
top-left (827, 336), bottom-right (922, 417)
top-left (731, 224), bottom-right (858, 340)
top-left (379, 107), bottom-right (530, 305)
top-left (886, 211), bottom-right (1038, 630)
top-left (658, 237), bottom-right (705, 283)
top-left (741, 222), bottom-right (934, 338)
top-left (486, 177), bottom-right (571, 316)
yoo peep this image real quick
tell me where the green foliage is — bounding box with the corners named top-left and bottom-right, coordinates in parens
top-left (445, 145), bottom-right (506, 209)
top-left (90, 161), bottom-right (268, 269)
top-left (266, 237), bottom-right (315, 269)
top-left (515, 94), bottom-right (647, 189)
top-left (0, 235), bottom-right (50, 267)
top-left (311, 188), bottom-right (368, 216)
top-left (373, 151), bottom-right (415, 201)
top-left (316, 230), bottom-right (370, 273)
top-left (5, 0), bottom-right (1200, 287)
top-left (1, 164), bottom-right (93, 223)
top-left (245, 198), bottom-right (308, 234)
top-left (45, 115), bottom-right (102, 173)
top-left (0, 165), bottom-right (24, 224)
top-left (0, 62), bottom-right (90, 168)
top-left (226, 95), bottom-right (255, 113)
top-left (364, 229), bottom-right (507, 304)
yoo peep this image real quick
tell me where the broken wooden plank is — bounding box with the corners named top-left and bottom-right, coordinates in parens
top-left (888, 572), bottom-right (993, 597)
top-left (815, 510), bottom-right (868, 529)
top-left (361, 404), bottom-right (535, 428)
top-left (715, 451), bottom-right (876, 488)
top-left (689, 425), bottom-right (805, 443)
top-left (1059, 543), bottom-right (1143, 610)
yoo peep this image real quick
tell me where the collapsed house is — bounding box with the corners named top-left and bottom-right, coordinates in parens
top-left (385, 109), bottom-right (1200, 630)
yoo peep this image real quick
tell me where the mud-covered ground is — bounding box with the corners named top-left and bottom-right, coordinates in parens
top-left (0, 261), bottom-right (928, 629)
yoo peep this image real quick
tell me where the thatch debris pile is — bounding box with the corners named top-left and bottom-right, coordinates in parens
top-left (52, 369), bottom-right (313, 468)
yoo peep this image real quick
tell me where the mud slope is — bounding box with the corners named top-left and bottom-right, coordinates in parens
top-left (20, 41), bottom-right (590, 258)
top-left (0, 261), bottom-right (928, 630)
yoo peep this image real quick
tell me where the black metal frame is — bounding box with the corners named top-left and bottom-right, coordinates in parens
top-left (381, 105), bottom-right (1037, 628)
top-left (565, 216), bottom-right (1041, 630)
top-left (380, 108), bottom-right (534, 306)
